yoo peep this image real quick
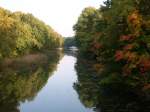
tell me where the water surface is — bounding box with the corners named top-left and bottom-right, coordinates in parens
top-left (19, 54), bottom-right (93, 112)
top-left (1, 51), bottom-right (149, 112)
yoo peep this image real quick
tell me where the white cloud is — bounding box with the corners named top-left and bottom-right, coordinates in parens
top-left (0, 0), bottom-right (104, 37)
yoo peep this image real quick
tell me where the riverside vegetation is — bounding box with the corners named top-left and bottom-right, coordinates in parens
top-left (74, 0), bottom-right (150, 111)
top-left (0, 0), bottom-right (150, 112)
top-left (0, 7), bottom-right (63, 59)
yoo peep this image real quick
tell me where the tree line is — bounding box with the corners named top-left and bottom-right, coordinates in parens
top-left (64, 37), bottom-right (76, 48)
top-left (74, 0), bottom-right (150, 95)
top-left (0, 7), bottom-right (63, 59)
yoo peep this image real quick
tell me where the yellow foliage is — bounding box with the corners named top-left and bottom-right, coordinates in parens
top-left (127, 10), bottom-right (142, 36)
top-left (0, 16), bottom-right (15, 31)
top-left (93, 63), bottom-right (103, 73)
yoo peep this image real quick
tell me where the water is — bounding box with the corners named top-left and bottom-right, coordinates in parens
top-left (1, 51), bottom-right (149, 112)
top-left (0, 51), bottom-right (93, 112)
top-left (19, 55), bottom-right (92, 112)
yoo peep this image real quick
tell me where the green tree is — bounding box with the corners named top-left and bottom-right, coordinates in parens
top-left (0, 7), bottom-right (63, 59)
top-left (74, 0), bottom-right (150, 97)
top-left (64, 37), bottom-right (76, 48)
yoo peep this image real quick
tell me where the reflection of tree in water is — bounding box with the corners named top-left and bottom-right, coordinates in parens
top-left (0, 51), bottom-right (63, 112)
top-left (74, 56), bottom-right (150, 112)
top-left (64, 50), bottom-right (77, 57)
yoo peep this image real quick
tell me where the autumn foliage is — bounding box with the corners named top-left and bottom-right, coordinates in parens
top-left (0, 7), bottom-right (63, 59)
top-left (74, 0), bottom-right (150, 94)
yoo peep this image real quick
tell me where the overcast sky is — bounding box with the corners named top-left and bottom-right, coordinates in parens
top-left (0, 0), bottom-right (104, 37)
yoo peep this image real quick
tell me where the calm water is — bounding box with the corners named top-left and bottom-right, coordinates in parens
top-left (19, 54), bottom-right (93, 112)
top-left (1, 51), bottom-right (148, 112)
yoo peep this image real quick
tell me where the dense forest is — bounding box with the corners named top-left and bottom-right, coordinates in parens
top-left (74, 0), bottom-right (150, 101)
top-left (1, 0), bottom-right (150, 111)
top-left (0, 7), bottom-right (63, 59)
top-left (64, 37), bottom-right (76, 48)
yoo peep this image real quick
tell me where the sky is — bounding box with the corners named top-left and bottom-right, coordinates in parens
top-left (0, 0), bottom-right (104, 37)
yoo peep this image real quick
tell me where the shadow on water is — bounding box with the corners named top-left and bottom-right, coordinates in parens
top-left (74, 55), bottom-right (150, 112)
top-left (0, 51), bottom-right (63, 112)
